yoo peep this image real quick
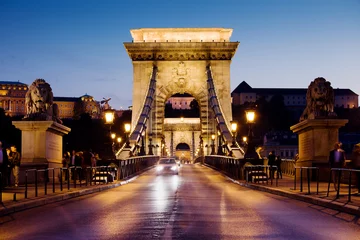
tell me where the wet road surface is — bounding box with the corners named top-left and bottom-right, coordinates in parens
top-left (0, 164), bottom-right (360, 240)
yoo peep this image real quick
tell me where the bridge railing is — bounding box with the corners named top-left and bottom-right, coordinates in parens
top-left (204, 155), bottom-right (242, 179)
top-left (0, 156), bottom-right (159, 203)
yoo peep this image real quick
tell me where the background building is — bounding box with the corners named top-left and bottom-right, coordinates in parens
top-left (167, 93), bottom-right (195, 110)
top-left (0, 81), bottom-right (101, 119)
top-left (232, 81), bottom-right (359, 108)
top-left (0, 81), bottom-right (28, 116)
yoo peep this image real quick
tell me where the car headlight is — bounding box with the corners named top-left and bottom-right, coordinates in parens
top-left (156, 166), bottom-right (164, 171)
top-left (171, 166), bottom-right (178, 171)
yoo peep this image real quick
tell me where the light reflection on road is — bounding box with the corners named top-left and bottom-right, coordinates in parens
top-left (152, 174), bottom-right (180, 212)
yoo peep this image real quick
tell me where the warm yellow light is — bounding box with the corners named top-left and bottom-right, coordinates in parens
top-left (211, 134), bottom-right (215, 140)
top-left (217, 131), bottom-right (221, 136)
top-left (246, 110), bottom-right (255, 123)
top-left (231, 121), bottom-right (237, 132)
top-left (104, 110), bottom-right (115, 124)
top-left (111, 133), bottom-right (116, 139)
top-left (180, 116), bottom-right (184, 122)
top-left (124, 123), bottom-right (131, 133)
top-left (117, 137), bottom-right (122, 143)
top-left (243, 136), bottom-right (247, 142)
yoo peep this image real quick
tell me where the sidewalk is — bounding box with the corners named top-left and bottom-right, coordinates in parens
top-left (0, 177), bottom-right (138, 217)
top-left (235, 176), bottom-right (360, 216)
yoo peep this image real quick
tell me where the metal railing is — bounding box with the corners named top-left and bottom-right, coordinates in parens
top-left (1, 156), bottom-right (158, 202)
top-left (293, 167), bottom-right (319, 195)
top-left (204, 155), bottom-right (242, 179)
top-left (327, 168), bottom-right (360, 202)
top-left (282, 159), bottom-right (296, 176)
top-left (244, 165), bottom-right (278, 186)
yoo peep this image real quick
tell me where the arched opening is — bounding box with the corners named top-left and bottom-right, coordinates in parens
top-left (164, 93), bottom-right (200, 118)
top-left (175, 143), bottom-right (191, 162)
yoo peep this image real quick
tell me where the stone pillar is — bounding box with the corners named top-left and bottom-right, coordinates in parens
top-left (12, 121), bottom-right (71, 168)
top-left (290, 119), bottom-right (348, 180)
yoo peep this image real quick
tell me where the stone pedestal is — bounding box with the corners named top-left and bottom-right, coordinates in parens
top-left (290, 119), bottom-right (348, 180)
top-left (12, 121), bottom-right (71, 169)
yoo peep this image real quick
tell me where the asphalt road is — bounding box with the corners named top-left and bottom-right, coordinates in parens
top-left (0, 164), bottom-right (360, 240)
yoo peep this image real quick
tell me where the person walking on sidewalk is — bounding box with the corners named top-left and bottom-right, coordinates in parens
top-left (0, 141), bottom-right (9, 187)
top-left (8, 145), bottom-right (21, 187)
top-left (275, 155), bottom-right (282, 179)
top-left (268, 150), bottom-right (276, 179)
top-left (328, 142), bottom-right (346, 191)
top-left (351, 143), bottom-right (360, 193)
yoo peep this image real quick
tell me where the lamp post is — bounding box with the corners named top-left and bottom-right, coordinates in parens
top-left (111, 133), bottom-right (116, 154)
top-left (148, 133), bottom-right (154, 155)
top-left (230, 120), bottom-right (238, 148)
top-left (104, 108), bottom-right (115, 158)
top-left (124, 123), bottom-right (131, 148)
top-left (117, 137), bottom-right (122, 151)
top-left (139, 131), bottom-right (146, 156)
top-left (210, 134), bottom-right (216, 155)
top-left (244, 107), bottom-right (259, 159)
top-left (217, 130), bottom-right (224, 155)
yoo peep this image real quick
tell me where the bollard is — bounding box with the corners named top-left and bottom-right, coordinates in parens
top-left (35, 170), bottom-right (38, 197)
top-left (294, 167), bottom-right (297, 190)
top-left (336, 170), bottom-right (341, 199)
top-left (52, 168), bottom-right (55, 193)
top-left (348, 171), bottom-right (352, 202)
top-left (327, 169), bottom-right (332, 197)
top-left (44, 169), bottom-right (48, 195)
top-left (25, 170), bottom-right (28, 199)
top-left (0, 172), bottom-right (2, 203)
top-left (300, 168), bottom-right (303, 192)
top-left (316, 168), bottom-right (319, 195)
top-left (60, 168), bottom-right (63, 192)
top-left (307, 168), bottom-right (311, 194)
top-left (73, 168), bottom-right (76, 188)
top-left (67, 168), bottom-right (70, 190)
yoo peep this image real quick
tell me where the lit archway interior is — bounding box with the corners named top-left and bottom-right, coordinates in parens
top-left (175, 143), bottom-right (191, 161)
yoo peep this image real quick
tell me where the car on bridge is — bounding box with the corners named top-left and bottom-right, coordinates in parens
top-left (156, 158), bottom-right (179, 175)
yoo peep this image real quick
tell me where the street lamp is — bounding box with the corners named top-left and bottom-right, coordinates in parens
top-left (230, 120), bottom-right (238, 148)
top-left (124, 123), bottom-right (131, 148)
top-left (104, 108), bottom-right (115, 158)
top-left (211, 134), bottom-right (216, 155)
top-left (104, 109), bottom-right (115, 126)
top-left (244, 107), bottom-right (259, 159)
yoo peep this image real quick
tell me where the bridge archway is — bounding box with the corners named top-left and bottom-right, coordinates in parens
top-left (118, 28), bottom-right (244, 159)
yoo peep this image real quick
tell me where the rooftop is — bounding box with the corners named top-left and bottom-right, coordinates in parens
top-left (0, 81), bottom-right (27, 85)
top-left (130, 28), bottom-right (233, 43)
top-left (232, 81), bottom-right (358, 96)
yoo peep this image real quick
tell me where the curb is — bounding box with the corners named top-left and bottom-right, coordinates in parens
top-left (0, 169), bottom-right (145, 217)
top-left (201, 164), bottom-right (360, 216)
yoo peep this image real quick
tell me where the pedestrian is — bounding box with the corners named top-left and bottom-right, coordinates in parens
top-left (8, 145), bottom-right (21, 187)
top-left (62, 152), bottom-right (70, 182)
top-left (275, 155), bottom-right (282, 179)
top-left (0, 141), bottom-right (9, 187)
top-left (351, 143), bottom-right (360, 193)
top-left (328, 142), bottom-right (346, 191)
top-left (268, 150), bottom-right (276, 179)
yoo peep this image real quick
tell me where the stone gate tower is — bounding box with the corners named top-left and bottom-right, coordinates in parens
top-left (122, 28), bottom-right (241, 159)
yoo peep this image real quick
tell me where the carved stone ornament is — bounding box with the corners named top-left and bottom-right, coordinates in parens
top-left (24, 79), bottom-right (62, 124)
top-left (172, 62), bottom-right (191, 94)
top-left (299, 77), bottom-right (337, 122)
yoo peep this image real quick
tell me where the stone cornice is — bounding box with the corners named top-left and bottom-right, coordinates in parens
top-left (123, 42), bottom-right (239, 61)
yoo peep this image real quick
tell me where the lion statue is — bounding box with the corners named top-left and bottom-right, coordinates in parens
top-left (24, 79), bottom-right (62, 124)
top-left (299, 77), bottom-right (337, 121)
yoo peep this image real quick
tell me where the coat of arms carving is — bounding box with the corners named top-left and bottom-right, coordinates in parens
top-left (172, 62), bottom-right (191, 94)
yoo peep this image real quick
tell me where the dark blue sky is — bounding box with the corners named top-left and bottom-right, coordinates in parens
top-left (1, 0), bottom-right (359, 109)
